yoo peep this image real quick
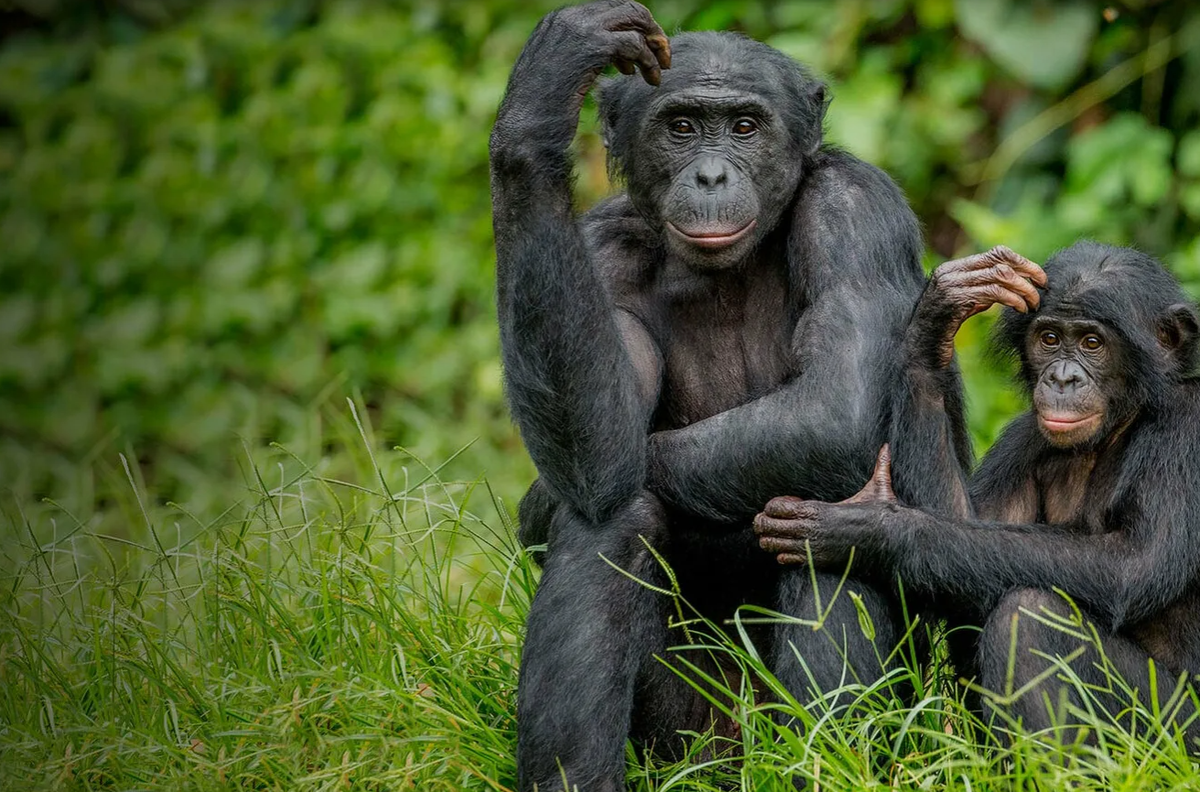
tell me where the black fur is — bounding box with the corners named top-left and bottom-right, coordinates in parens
top-left (802, 242), bottom-right (1200, 746)
top-left (489, 4), bottom-right (955, 789)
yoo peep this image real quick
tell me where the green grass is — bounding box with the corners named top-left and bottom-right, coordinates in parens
top-left (1, 402), bottom-right (1198, 791)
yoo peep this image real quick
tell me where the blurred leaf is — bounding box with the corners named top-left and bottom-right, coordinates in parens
top-left (955, 0), bottom-right (1098, 89)
top-left (1179, 130), bottom-right (1200, 178)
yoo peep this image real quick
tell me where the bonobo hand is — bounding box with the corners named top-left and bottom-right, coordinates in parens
top-left (754, 445), bottom-right (898, 567)
top-left (910, 246), bottom-right (1046, 370)
top-left (516, 2), bottom-right (670, 100)
top-left (493, 2), bottom-right (672, 161)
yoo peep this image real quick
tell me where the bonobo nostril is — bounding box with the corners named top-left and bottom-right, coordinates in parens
top-left (694, 156), bottom-right (729, 188)
top-left (1047, 361), bottom-right (1083, 391)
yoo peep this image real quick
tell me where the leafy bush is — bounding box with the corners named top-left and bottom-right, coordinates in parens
top-left (1, 0), bottom-right (1198, 507)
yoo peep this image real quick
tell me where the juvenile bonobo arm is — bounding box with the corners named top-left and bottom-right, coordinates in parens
top-left (755, 431), bottom-right (1200, 631)
top-left (891, 247), bottom-right (1046, 518)
top-left (490, 2), bottom-right (671, 524)
top-left (647, 157), bottom-right (928, 521)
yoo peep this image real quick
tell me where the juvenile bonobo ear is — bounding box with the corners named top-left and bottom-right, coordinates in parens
top-left (844, 445), bottom-right (896, 505)
top-left (1158, 302), bottom-right (1200, 371)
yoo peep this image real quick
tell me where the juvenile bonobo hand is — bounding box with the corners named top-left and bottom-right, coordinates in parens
top-left (910, 246), bottom-right (1046, 369)
top-left (754, 445), bottom-right (898, 567)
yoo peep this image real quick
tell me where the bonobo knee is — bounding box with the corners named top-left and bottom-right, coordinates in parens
top-left (544, 489), bottom-right (669, 568)
top-left (992, 588), bottom-right (1064, 624)
top-left (980, 588), bottom-right (1081, 685)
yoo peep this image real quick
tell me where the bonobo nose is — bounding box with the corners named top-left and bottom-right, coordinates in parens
top-left (694, 157), bottom-right (729, 189)
top-left (1047, 361), bottom-right (1084, 392)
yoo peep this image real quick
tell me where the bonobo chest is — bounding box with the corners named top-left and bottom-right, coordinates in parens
top-left (1036, 448), bottom-right (1122, 531)
top-left (654, 262), bottom-right (794, 429)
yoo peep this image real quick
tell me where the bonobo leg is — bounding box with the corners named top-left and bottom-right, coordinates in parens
top-left (769, 570), bottom-right (903, 717)
top-left (517, 492), bottom-right (672, 792)
top-left (979, 589), bottom-right (1200, 748)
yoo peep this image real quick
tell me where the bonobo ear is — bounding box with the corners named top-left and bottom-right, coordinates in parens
top-left (1158, 302), bottom-right (1200, 370)
top-left (809, 82), bottom-right (829, 114)
top-left (597, 76), bottom-right (623, 150)
top-left (804, 81), bottom-right (829, 155)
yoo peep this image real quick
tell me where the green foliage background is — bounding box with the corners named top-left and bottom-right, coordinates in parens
top-left (3, 2), bottom-right (1200, 788)
top-left (3, 0), bottom-right (1200, 511)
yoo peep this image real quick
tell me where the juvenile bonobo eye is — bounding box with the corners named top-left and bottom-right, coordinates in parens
top-left (1040, 331), bottom-right (1060, 349)
top-left (1081, 334), bottom-right (1104, 351)
top-left (731, 118), bottom-right (758, 136)
top-left (668, 118), bottom-right (696, 136)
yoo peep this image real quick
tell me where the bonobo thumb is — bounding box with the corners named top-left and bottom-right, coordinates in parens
top-left (844, 445), bottom-right (896, 505)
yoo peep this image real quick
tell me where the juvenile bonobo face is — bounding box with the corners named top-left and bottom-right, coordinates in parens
top-left (1025, 316), bottom-right (1117, 448)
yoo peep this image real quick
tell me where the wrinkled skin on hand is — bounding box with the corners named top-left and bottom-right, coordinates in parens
top-left (754, 444), bottom-right (899, 566)
top-left (910, 246), bottom-right (1046, 370)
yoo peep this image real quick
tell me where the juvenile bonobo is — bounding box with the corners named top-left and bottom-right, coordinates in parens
top-left (490, 2), bottom-right (966, 789)
top-left (755, 241), bottom-right (1200, 747)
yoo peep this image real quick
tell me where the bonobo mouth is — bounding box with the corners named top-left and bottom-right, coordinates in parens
top-left (1038, 411), bottom-right (1103, 436)
top-left (666, 219), bottom-right (757, 250)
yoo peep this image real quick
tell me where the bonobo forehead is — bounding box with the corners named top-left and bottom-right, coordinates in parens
top-left (998, 241), bottom-right (1184, 341)
top-left (1038, 242), bottom-right (1183, 329)
top-left (656, 31), bottom-right (805, 98)
top-left (598, 30), bottom-right (822, 151)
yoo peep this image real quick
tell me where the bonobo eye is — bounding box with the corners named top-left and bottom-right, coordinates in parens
top-left (668, 118), bottom-right (696, 136)
top-left (1040, 331), bottom-right (1060, 348)
top-left (731, 118), bottom-right (758, 136)
top-left (1081, 334), bottom-right (1104, 351)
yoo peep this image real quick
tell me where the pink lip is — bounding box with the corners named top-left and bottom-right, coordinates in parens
top-left (1040, 413), bottom-right (1102, 433)
top-left (667, 219), bottom-right (757, 250)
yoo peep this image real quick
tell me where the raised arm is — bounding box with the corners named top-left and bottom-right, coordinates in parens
top-left (889, 247), bottom-right (1046, 518)
top-left (490, 3), bottom-right (670, 524)
top-left (645, 155), bottom-right (926, 521)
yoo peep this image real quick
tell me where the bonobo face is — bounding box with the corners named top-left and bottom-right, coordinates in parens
top-left (599, 32), bottom-right (823, 273)
top-left (643, 88), bottom-right (795, 269)
top-left (1025, 316), bottom-right (1117, 448)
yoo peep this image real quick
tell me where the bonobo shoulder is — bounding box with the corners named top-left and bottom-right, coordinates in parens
top-left (580, 194), bottom-right (659, 296)
top-left (803, 148), bottom-right (917, 223)
top-left (793, 147), bottom-right (924, 286)
top-left (1142, 379), bottom-right (1200, 444)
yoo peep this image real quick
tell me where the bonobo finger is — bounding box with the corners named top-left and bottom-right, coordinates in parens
top-left (934, 247), bottom-right (1043, 285)
top-left (758, 535), bottom-right (805, 554)
top-left (979, 283), bottom-right (1037, 313)
top-left (753, 514), bottom-right (810, 538)
top-left (601, 1), bottom-right (665, 34)
top-left (987, 245), bottom-right (1046, 287)
top-left (646, 33), bottom-right (672, 69)
top-left (948, 264), bottom-right (1042, 310)
top-left (762, 495), bottom-right (808, 518)
top-left (845, 444), bottom-right (895, 504)
top-left (931, 252), bottom-right (1005, 280)
top-left (614, 58), bottom-right (636, 75)
top-left (777, 553), bottom-right (807, 565)
top-left (608, 30), bottom-right (662, 85)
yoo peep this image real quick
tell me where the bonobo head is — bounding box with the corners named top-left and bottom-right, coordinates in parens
top-left (598, 32), bottom-right (827, 271)
top-left (996, 241), bottom-right (1199, 449)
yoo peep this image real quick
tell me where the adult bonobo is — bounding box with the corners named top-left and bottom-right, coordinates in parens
top-left (756, 241), bottom-right (1200, 747)
top-left (490, 2), bottom-right (962, 788)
